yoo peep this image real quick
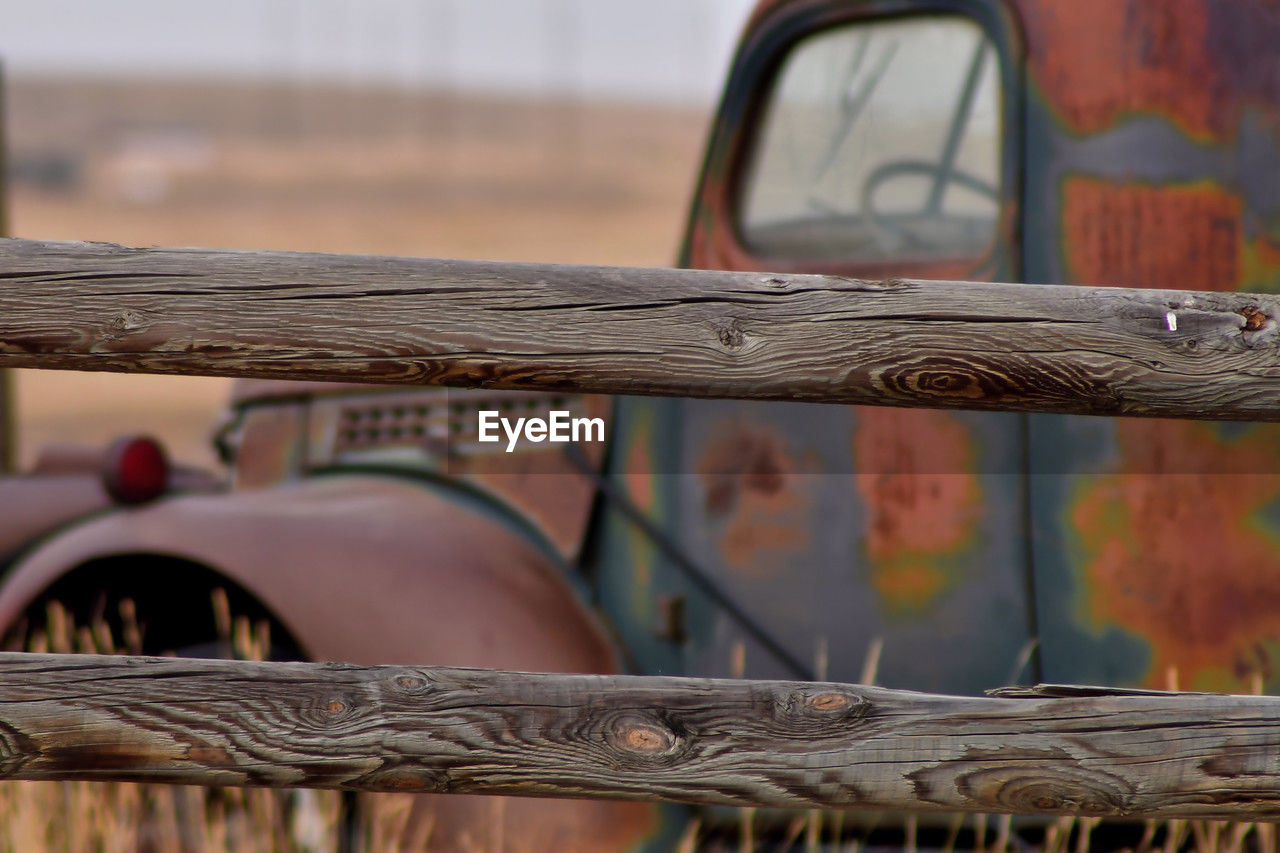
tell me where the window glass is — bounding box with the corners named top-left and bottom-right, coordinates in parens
top-left (739, 16), bottom-right (1000, 263)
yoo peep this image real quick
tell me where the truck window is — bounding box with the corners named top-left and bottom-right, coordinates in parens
top-left (738, 16), bottom-right (1000, 265)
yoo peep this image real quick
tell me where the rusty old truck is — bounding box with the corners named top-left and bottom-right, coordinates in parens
top-left (1, 0), bottom-right (1279, 848)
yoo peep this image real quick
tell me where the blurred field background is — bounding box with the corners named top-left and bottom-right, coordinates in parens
top-left (1, 9), bottom-right (724, 845)
top-left (4, 0), bottom-right (741, 472)
top-left (7, 79), bottom-right (709, 470)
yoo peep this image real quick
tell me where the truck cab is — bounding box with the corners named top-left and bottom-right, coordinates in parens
top-left (621, 0), bottom-right (1280, 696)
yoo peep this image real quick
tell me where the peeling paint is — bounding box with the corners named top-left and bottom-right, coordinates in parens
top-left (1021, 0), bottom-right (1280, 141)
top-left (1061, 178), bottom-right (1242, 290)
top-left (698, 424), bottom-right (810, 575)
top-left (1071, 420), bottom-right (1280, 691)
top-left (854, 409), bottom-right (983, 613)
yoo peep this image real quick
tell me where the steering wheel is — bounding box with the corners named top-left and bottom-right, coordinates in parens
top-left (859, 159), bottom-right (998, 255)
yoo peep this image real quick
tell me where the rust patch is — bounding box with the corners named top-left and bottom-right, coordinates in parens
top-left (698, 424), bottom-right (810, 574)
top-left (1061, 178), bottom-right (1242, 290)
top-left (623, 424), bottom-right (658, 619)
top-left (718, 512), bottom-right (807, 573)
top-left (1244, 235), bottom-right (1280, 291)
top-left (854, 409), bottom-right (982, 613)
top-left (699, 427), bottom-right (788, 517)
top-left (870, 561), bottom-right (948, 610)
top-left (624, 431), bottom-right (656, 514)
top-left (1072, 419), bottom-right (1280, 690)
top-left (1020, 0), bottom-right (1280, 139)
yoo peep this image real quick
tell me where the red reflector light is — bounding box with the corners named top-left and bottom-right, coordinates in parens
top-left (102, 436), bottom-right (170, 505)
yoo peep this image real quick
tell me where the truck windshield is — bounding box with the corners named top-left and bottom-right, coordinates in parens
top-left (739, 15), bottom-right (1000, 265)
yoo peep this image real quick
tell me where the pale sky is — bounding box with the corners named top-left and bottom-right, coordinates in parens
top-left (1, 0), bottom-right (758, 103)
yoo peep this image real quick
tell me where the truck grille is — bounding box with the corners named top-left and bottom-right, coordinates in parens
top-left (312, 389), bottom-right (587, 462)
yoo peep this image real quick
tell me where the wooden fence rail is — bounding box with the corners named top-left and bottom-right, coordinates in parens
top-left (5, 238), bottom-right (1280, 817)
top-left (0, 651), bottom-right (1276, 820)
top-left (1, 238), bottom-right (1279, 419)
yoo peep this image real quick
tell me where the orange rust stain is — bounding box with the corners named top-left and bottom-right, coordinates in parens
top-left (718, 511), bottom-right (807, 572)
top-left (853, 408), bottom-right (982, 612)
top-left (1252, 234), bottom-right (1280, 270)
top-left (1072, 419), bottom-right (1280, 690)
top-left (624, 433), bottom-right (655, 513)
top-left (1021, 0), bottom-right (1219, 138)
top-left (698, 425), bottom-right (810, 574)
top-left (869, 560), bottom-right (949, 611)
top-left (1061, 178), bottom-right (1241, 290)
top-left (623, 431), bottom-right (657, 613)
top-left (1243, 234), bottom-right (1280, 291)
top-left (699, 427), bottom-right (788, 517)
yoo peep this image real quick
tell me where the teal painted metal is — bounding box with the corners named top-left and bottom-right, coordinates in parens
top-left (1018, 0), bottom-right (1280, 693)
top-left (614, 0), bottom-right (1280, 698)
top-left (593, 0), bottom-right (1039, 696)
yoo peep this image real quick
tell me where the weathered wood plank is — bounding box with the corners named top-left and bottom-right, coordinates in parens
top-left (0, 238), bottom-right (1279, 419)
top-left (0, 652), bottom-right (1279, 819)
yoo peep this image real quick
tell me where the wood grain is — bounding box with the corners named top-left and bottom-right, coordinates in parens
top-left (0, 239), bottom-right (1278, 419)
top-left (0, 652), bottom-right (1279, 818)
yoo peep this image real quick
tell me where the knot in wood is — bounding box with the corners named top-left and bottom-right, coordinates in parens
top-left (810, 692), bottom-right (852, 712)
top-left (950, 756), bottom-right (1132, 817)
top-left (617, 723), bottom-right (674, 754)
top-left (0, 721), bottom-right (37, 773)
top-left (1010, 784), bottom-right (1117, 816)
top-left (1242, 306), bottom-right (1269, 332)
top-left (774, 687), bottom-right (869, 736)
top-left (916, 371), bottom-right (974, 395)
top-left (365, 766), bottom-right (449, 794)
top-left (601, 711), bottom-right (691, 768)
top-left (299, 693), bottom-right (362, 729)
top-left (112, 310), bottom-right (146, 333)
top-left (390, 673), bottom-right (429, 694)
top-left (716, 320), bottom-right (745, 351)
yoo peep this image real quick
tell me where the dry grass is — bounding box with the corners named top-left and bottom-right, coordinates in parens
top-left (700, 640), bottom-right (1277, 853)
top-left (0, 611), bottom-right (1274, 851)
top-left (0, 594), bottom-right (444, 852)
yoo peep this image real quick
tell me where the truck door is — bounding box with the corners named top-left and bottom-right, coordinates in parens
top-left (597, 0), bottom-right (1032, 694)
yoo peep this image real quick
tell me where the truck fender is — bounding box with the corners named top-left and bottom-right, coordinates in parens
top-left (0, 473), bottom-right (618, 672)
top-left (0, 473), bottom-right (659, 850)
